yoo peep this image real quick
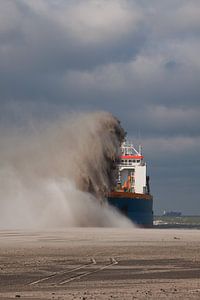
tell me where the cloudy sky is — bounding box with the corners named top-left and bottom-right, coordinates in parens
top-left (1, 0), bottom-right (200, 214)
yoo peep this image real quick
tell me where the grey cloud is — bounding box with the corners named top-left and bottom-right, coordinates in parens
top-left (122, 106), bottom-right (200, 138)
top-left (0, 0), bottom-right (143, 71)
top-left (0, 0), bottom-right (146, 103)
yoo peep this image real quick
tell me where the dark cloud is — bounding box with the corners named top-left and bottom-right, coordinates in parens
top-left (0, 0), bottom-right (200, 214)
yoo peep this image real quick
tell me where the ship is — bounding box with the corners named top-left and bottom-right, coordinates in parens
top-left (108, 141), bottom-right (153, 227)
top-left (162, 211), bottom-right (182, 217)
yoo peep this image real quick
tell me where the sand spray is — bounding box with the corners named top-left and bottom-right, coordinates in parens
top-left (0, 111), bottom-right (133, 228)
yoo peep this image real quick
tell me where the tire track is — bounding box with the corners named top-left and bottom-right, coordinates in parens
top-left (29, 258), bottom-right (96, 285)
top-left (59, 258), bottom-right (118, 285)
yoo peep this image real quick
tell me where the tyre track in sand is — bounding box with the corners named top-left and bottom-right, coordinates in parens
top-left (29, 258), bottom-right (118, 286)
top-left (29, 258), bottom-right (96, 285)
top-left (59, 257), bottom-right (118, 285)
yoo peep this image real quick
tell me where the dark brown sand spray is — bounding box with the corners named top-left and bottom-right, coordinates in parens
top-left (0, 111), bottom-right (133, 228)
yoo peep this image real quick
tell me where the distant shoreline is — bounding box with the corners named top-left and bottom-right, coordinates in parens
top-left (155, 215), bottom-right (200, 217)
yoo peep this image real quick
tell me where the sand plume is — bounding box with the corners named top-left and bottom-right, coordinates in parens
top-left (0, 111), bottom-right (133, 229)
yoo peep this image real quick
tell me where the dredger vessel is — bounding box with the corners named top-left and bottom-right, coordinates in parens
top-left (108, 141), bottom-right (153, 227)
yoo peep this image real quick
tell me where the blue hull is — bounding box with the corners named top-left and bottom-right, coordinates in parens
top-left (108, 196), bottom-right (153, 227)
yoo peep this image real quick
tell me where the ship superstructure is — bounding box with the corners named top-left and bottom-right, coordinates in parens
top-left (115, 141), bottom-right (150, 195)
top-left (108, 140), bottom-right (153, 227)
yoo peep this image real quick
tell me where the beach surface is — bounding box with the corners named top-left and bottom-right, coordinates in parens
top-left (0, 228), bottom-right (200, 299)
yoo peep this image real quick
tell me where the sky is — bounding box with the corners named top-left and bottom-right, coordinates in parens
top-left (0, 0), bottom-right (200, 214)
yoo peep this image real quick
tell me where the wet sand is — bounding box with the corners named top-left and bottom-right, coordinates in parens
top-left (0, 228), bottom-right (200, 299)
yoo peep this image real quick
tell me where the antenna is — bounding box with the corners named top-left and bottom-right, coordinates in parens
top-left (137, 128), bottom-right (143, 155)
top-left (139, 145), bottom-right (142, 155)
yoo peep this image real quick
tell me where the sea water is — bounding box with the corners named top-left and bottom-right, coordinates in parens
top-left (154, 216), bottom-right (200, 229)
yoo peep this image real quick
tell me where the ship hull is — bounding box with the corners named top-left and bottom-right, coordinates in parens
top-left (108, 192), bottom-right (153, 227)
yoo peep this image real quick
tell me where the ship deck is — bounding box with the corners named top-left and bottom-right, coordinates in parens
top-left (108, 191), bottom-right (153, 200)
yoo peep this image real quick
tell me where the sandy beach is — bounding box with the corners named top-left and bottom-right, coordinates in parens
top-left (0, 228), bottom-right (200, 299)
